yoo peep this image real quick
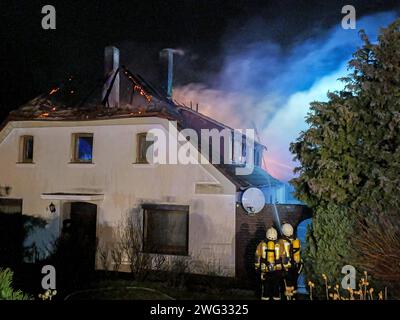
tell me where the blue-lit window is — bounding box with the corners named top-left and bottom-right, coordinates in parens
top-left (73, 133), bottom-right (93, 162)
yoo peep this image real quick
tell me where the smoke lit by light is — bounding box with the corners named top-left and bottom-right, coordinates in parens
top-left (173, 11), bottom-right (397, 181)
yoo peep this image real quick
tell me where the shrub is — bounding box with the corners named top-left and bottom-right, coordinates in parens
top-left (168, 256), bottom-right (191, 288)
top-left (0, 268), bottom-right (31, 300)
top-left (303, 204), bottom-right (355, 297)
top-left (352, 212), bottom-right (400, 298)
top-left (97, 242), bottom-right (110, 271)
top-left (110, 242), bottom-right (124, 272)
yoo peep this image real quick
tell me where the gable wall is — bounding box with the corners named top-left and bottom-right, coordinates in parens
top-left (0, 117), bottom-right (237, 276)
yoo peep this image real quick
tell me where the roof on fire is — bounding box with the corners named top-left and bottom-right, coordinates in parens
top-left (3, 67), bottom-right (235, 133)
top-left (1, 67), bottom-right (280, 190)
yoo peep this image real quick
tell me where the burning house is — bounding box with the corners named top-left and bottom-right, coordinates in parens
top-left (0, 46), bottom-right (311, 281)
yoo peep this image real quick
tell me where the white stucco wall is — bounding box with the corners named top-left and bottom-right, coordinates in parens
top-left (0, 117), bottom-right (237, 276)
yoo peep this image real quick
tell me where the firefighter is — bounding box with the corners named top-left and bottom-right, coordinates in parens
top-left (254, 227), bottom-right (280, 300)
top-left (281, 223), bottom-right (303, 298)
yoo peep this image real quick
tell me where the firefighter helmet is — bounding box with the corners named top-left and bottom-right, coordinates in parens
top-left (266, 227), bottom-right (278, 241)
top-left (282, 223), bottom-right (294, 237)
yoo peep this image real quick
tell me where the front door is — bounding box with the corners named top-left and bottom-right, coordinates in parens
top-left (0, 199), bottom-right (23, 267)
top-left (68, 202), bottom-right (97, 271)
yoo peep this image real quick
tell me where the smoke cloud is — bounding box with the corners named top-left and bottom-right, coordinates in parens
top-left (173, 11), bottom-right (398, 181)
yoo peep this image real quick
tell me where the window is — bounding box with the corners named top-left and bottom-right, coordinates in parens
top-left (136, 132), bottom-right (154, 164)
top-left (232, 133), bottom-right (247, 165)
top-left (254, 144), bottom-right (264, 167)
top-left (72, 133), bottom-right (93, 163)
top-left (19, 135), bottom-right (34, 163)
top-left (0, 198), bottom-right (22, 215)
top-left (143, 204), bottom-right (189, 255)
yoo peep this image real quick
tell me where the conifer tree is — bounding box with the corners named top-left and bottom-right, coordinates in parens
top-left (290, 19), bottom-right (400, 294)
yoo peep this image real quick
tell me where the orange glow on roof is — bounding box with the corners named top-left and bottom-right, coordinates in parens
top-left (49, 88), bottom-right (60, 95)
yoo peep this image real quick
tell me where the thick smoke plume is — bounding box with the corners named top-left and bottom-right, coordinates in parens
top-left (173, 12), bottom-right (397, 181)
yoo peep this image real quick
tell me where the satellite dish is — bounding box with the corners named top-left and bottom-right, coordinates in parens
top-left (241, 187), bottom-right (265, 214)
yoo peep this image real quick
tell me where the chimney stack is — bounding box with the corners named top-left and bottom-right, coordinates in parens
top-left (102, 46), bottom-right (120, 107)
top-left (160, 48), bottom-right (184, 99)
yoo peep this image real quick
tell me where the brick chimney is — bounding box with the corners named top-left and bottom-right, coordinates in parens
top-left (102, 46), bottom-right (120, 107)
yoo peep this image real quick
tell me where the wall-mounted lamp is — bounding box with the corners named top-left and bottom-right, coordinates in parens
top-left (4, 186), bottom-right (11, 195)
top-left (0, 186), bottom-right (12, 197)
top-left (49, 202), bottom-right (56, 214)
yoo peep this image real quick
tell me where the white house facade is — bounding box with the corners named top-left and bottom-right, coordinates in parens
top-left (0, 117), bottom-right (241, 276)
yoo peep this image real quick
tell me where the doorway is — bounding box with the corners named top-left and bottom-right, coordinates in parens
top-left (62, 202), bottom-right (98, 271)
top-left (0, 199), bottom-right (23, 267)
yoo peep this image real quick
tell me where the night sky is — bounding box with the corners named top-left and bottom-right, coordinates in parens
top-left (1, 1), bottom-right (400, 179)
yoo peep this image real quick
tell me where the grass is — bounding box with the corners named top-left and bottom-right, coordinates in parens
top-left (65, 287), bottom-right (173, 300)
top-left (64, 278), bottom-right (256, 301)
top-left (9, 264), bottom-right (257, 300)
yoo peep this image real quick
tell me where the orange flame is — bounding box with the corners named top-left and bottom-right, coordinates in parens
top-left (49, 88), bottom-right (60, 95)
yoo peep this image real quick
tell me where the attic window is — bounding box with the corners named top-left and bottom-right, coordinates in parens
top-left (232, 134), bottom-right (247, 165)
top-left (19, 135), bottom-right (34, 163)
top-left (72, 133), bottom-right (93, 163)
top-left (136, 132), bottom-right (154, 164)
